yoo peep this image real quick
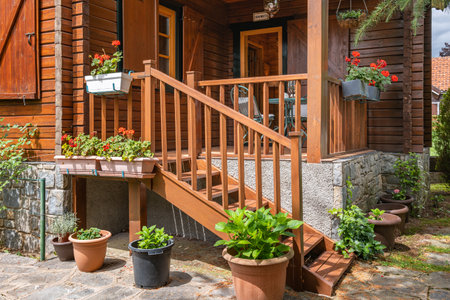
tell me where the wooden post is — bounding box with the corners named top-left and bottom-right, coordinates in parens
top-left (186, 71), bottom-right (203, 156)
top-left (101, 96), bottom-right (107, 141)
top-left (288, 131), bottom-right (303, 291)
top-left (72, 177), bottom-right (87, 229)
top-left (307, 0), bottom-right (329, 163)
top-left (128, 180), bottom-right (147, 243)
top-left (143, 60), bottom-right (156, 152)
top-left (403, 9), bottom-right (412, 153)
top-left (89, 93), bottom-right (94, 134)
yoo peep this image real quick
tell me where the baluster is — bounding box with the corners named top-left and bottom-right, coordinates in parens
top-left (238, 123), bottom-right (245, 208)
top-left (295, 80), bottom-right (301, 132)
top-left (127, 89), bottom-right (133, 134)
top-left (174, 89), bottom-right (182, 180)
top-left (279, 81), bottom-right (285, 155)
top-left (114, 98), bottom-right (119, 135)
top-left (255, 132), bottom-right (262, 209)
top-left (263, 82), bottom-right (269, 155)
top-left (160, 81), bottom-right (168, 170)
top-left (89, 94), bottom-right (94, 134)
top-left (144, 60), bottom-right (156, 151)
top-left (248, 84), bottom-right (254, 155)
top-left (189, 95), bottom-right (198, 190)
top-left (220, 85), bottom-right (228, 209)
top-left (273, 142), bottom-right (281, 214)
top-left (140, 80), bottom-right (145, 139)
top-left (233, 84), bottom-right (239, 154)
top-left (205, 103), bottom-right (212, 201)
top-left (101, 96), bottom-right (106, 141)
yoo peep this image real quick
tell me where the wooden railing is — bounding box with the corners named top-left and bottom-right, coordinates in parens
top-left (198, 74), bottom-right (307, 156)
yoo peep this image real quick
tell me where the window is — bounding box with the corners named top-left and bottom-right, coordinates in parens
top-left (158, 6), bottom-right (176, 77)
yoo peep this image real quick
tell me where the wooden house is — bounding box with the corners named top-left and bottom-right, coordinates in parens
top-left (0, 0), bottom-right (432, 295)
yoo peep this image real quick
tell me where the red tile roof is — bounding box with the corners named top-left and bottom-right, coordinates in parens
top-left (432, 57), bottom-right (450, 91)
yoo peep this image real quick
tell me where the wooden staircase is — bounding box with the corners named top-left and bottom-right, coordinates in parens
top-left (139, 65), bottom-right (353, 296)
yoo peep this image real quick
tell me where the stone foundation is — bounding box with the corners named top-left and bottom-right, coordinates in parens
top-left (0, 163), bottom-right (71, 254)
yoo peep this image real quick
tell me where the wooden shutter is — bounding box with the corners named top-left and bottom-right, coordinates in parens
top-left (0, 0), bottom-right (39, 99)
top-left (122, 0), bottom-right (157, 72)
top-left (328, 16), bottom-right (349, 79)
top-left (183, 6), bottom-right (204, 81)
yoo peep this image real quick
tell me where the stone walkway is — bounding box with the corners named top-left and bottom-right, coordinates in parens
top-left (0, 233), bottom-right (448, 299)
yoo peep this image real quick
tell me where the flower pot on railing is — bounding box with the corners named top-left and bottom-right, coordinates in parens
top-left (98, 157), bottom-right (159, 175)
top-left (85, 72), bottom-right (132, 95)
top-left (342, 79), bottom-right (380, 102)
top-left (365, 85), bottom-right (380, 101)
top-left (55, 155), bottom-right (100, 175)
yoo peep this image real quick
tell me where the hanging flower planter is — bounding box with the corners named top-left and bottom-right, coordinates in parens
top-left (336, 0), bottom-right (369, 29)
top-left (98, 157), bottom-right (159, 175)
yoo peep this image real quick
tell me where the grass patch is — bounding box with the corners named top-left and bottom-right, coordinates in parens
top-left (420, 218), bottom-right (450, 227)
top-left (425, 245), bottom-right (450, 254)
top-left (431, 183), bottom-right (450, 193)
top-left (380, 253), bottom-right (450, 273)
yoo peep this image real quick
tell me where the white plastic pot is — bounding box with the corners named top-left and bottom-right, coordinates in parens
top-left (85, 72), bottom-right (133, 95)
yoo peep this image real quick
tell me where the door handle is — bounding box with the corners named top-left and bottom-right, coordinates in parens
top-left (25, 32), bottom-right (35, 45)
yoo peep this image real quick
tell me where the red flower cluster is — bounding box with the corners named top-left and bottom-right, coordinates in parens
top-left (68, 138), bottom-right (77, 148)
top-left (391, 75), bottom-right (398, 82)
top-left (103, 143), bottom-right (110, 151)
top-left (381, 70), bottom-right (390, 77)
top-left (118, 127), bottom-right (135, 136)
top-left (377, 59), bottom-right (387, 69)
top-left (112, 40), bottom-right (121, 47)
top-left (368, 80), bottom-right (376, 86)
top-left (61, 133), bottom-right (68, 141)
top-left (346, 51), bottom-right (361, 66)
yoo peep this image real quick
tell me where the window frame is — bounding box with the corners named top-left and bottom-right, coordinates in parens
top-left (158, 5), bottom-right (177, 78)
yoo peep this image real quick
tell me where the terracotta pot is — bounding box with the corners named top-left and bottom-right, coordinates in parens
top-left (222, 247), bottom-right (293, 300)
top-left (69, 230), bottom-right (111, 272)
top-left (54, 155), bottom-right (100, 175)
top-left (51, 237), bottom-right (74, 261)
top-left (97, 157), bottom-right (159, 175)
top-left (374, 203), bottom-right (409, 234)
top-left (367, 213), bottom-right (401, 249)
top-left (380, 193), bottom-right (414, 221)
top-left (374, 232), bottom-right (388, 248)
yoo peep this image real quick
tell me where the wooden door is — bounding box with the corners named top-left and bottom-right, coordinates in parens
top-left (183, 6), bottom-right (204, 81)
top-left (0, 0), bottom-right (39, 99)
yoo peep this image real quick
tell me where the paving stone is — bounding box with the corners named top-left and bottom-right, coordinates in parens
top-left (426, 272), bottom-right (450, 289)
top-left (422, 239), bottom-right (450, 249)
top-left (69, 272), bottom-right (114, 288)
top-left (424, 252), bottom-right (450, 266)
top-left (429, 288), bottom-right (450, 300)
top-left (35, 257), bottom-right (76, 270)
top-left (14, 271), bottom-right (68, 285)
top-left (0, 253), bottom-right (36, 265)
top-left (375, 265), bottom-right (424, 278)
top-left (84, 286), bottom-right (139, 300)
top-left (7, 284), bottom-right (47, 299)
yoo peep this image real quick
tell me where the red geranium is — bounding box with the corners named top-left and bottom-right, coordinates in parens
top-left (370, 63), bottom-right (377, 69)
top-left (125, 129), bottom-right (135, 136)
top-left (345, 56), bottom-right (351, 62)
top-left (103, 143), bottom-right (110, 151)
top-left (352, 58), bottom-right (360, 66)
top-left (391, 75), bottom-right (398, 82)
top-left (112, 40), bottom-right (121, 47)
top-left (381, 70), bottom-right (390, 77)
top-left (352, 51), bottom-right (360, 57)
top-left (377, 59), bottom-right (387, 69)
top-left (61, 133), bottom-right (68, 141)
top-left (118, 127), bottom-right (126, 134)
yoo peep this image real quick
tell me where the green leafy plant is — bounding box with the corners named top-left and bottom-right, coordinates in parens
top-left (90, 40), bottom-right (123, 76)
top-left (392, 188), bottom-right (407, 200)
top-left (97, 128), bottom-right (153, 161)
top-left (51, 213), bottom-right (79, 242)
top-left (61, 132), bottom-right (102, 157)
top-left (338, 9), bottom-right (365, 20)
top-left (137, 225), bottom-right (173, 249)
top-left (345, 51), bottom-right (398, 91)
top-left (394, 153), bottom-right (422, 194)
top-left (329, 178), bottom-right (385, 259)
top-left (369, 208), bottom-right (385, 221)
top-left (214, 207), bottom-right (302, 260)
top-left (0, 118), bottom-right (37, 192)
top-left (76, 227), bottom-right (102, 240)
top-left (434, 89), bottom-right (450, 185)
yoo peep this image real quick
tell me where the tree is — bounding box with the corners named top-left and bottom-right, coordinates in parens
top-left (440, 42), bottom-right (450, 56)
top-left (355, 0), bottom-right (450, 44)
top-left (434, 89), bottom-right (450, 185)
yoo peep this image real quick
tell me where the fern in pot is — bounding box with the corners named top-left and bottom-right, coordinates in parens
top-left (50, 213), bottom-right (78, 261)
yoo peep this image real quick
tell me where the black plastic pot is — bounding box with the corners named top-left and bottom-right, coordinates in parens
top-left (128, 239), bottom-right (174, 289)
top-left (51, 237), bottom-right (74, 261)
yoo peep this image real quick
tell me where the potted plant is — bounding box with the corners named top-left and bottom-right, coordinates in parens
top-left (85, 40), bottom-right (132, 95)
top-left (214, 207), bottom-right (302, 300)
top-left (50, 213), bottom-right (78, 261)
top-left (337, 9), bottom-right (367, 29)
top-left (367, 209), bottom-right (401, 249)
top-left (342, 51), bottom-right (398, 101)
top-left (374, 203), bottom-right (409, 234)
top-left (69, 227), bottom-right (111, 272)
top-left (55, 133), bottom-right (101, 175)
top-left (97, 128), bottom-right (158, 175)
top-left (128, 225), bottom-right (174, 289)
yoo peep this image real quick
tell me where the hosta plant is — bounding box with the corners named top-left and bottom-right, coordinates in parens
top-left (90, 40), bottom-right (122, 76)
top-left (214, 207), bottom-right (302, 260)
top-left (137, 225), bottom-right (173, 249)
top-left (51, 213), bottom-right (78, 242)
top-left (75, 227), bottom-right (102, 240)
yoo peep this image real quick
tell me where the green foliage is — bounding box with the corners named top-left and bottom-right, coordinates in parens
top-left (354, 0), bottom-right (450, 44)
top-left (90, 40), bottom-right (123, 76)
top-left (337, 9), bottom-right (365, 20)
top-left (0, 118), bottom-right (37, 192)
top-left (51, 213), bottom-right (79, 242)
top-left (61, 133), bottom-right (102, 157)
top-left (76, 227), bottom-right (102, 240)
top-left (434, 89), bottom-right (450, 185)
top-left (329, 179), bottom-right (385, 260)
top-left (370, 208), bottom-right (385, 221)
top-left (137, 225), bottom-right (173, 249)
top-left (392, 188), bottom-right (407, 200)
top-left (214, 207), bottom-right (302, 260)
top-left (394, 153), bottom-right (422, 194)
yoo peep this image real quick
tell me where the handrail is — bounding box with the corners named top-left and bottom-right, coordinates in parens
top-left (327, 76), bottom-right (342, 85)
top-left (150, 68), bottom-right (292, 148)
top-left (198, 73), bottom-right (308, 87)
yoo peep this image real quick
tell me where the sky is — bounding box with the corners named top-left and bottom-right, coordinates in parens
top-left (432, 8), bottom-right (450, 57)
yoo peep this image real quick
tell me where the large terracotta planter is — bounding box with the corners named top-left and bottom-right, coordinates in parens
top-left (374, 203), bottom-right (409, 234)
top-left (222, 247), bottom-right (293, 300)
top-left (380, 193), bottom-right (414, 221)
top-left (55, 155), bottom-right (100, 175)
top-left (51, 237), bottom-right (74, 261)
top-left (69, 230), bottom-right (111, 272)
top-left (368, 213), bottom-right (401, 249)
top-left (98, 157), bottom-right (159, 175)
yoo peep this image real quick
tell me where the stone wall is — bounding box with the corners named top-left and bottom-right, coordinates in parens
top-left (0, 163), bottom-right (71, 254)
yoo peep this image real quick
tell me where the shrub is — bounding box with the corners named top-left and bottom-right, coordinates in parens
top-left (393, 152), bottom-right (422, 194)
top-left (214, 207), bottom-right (302, 260)
top-left (137, 225), bottom-right (173, 249)
top-left (434, 89), bottom-right (450, 185)
top-left (76, 227), bottom-right (102, 240)
top-left (51, 213), bottom-right (78, 242)
top-left (329, 179), bottom-right (385, 259)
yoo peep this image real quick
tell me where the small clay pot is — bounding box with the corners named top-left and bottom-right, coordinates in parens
top-left (51, 237), bottom-right (74, 261)
top-left (374, 203), bottom-right (409, 234)
top-left (368, 213), bottom-right (401, 249)
top-left (223, 247), bottom-right (293, 300)
top-left (69, 230), bottom-right (111, 272)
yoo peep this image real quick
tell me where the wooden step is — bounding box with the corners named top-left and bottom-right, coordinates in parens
top-left (181, 169), bottom-right (220, 182)
top-left (228, 199), bottom-right (269, 211)
top-left (198, 184), bottom-right (239, 199)
top-left (304, 232), bottom-right (324, 255)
